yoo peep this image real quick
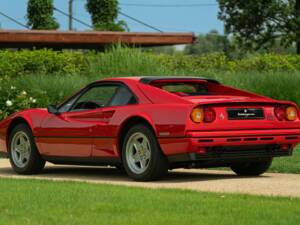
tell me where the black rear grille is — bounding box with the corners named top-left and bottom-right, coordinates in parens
top-left (203, 145), bottom-right (291, 159)
top-left (167, 144), bottom-right (293, 164)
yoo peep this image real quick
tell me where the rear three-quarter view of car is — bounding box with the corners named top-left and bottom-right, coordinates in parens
top-left (0, 76), bottom-right (300, 181)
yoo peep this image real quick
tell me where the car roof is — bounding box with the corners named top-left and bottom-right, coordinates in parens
top-left (101, 76), bottom-right (220, 84)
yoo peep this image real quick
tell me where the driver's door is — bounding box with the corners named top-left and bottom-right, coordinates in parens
top-left (36, 84), bottom-right (120, 157)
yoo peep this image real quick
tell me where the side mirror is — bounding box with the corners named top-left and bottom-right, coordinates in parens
top-left (47, 105), bottom-right (60, 115)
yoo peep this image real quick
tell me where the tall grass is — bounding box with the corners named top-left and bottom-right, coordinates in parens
top-left (88, 47), bottom-right (169, 76)
top-left (9, 70), bottom-right (300, 107)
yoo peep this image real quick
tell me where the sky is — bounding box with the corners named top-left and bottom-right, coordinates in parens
top-left (0, 0), bottom-right (224, 35)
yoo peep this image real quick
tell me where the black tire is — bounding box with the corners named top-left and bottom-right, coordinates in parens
top-left (8, 124), bottom-right (45, 174)
top-left (230, 158), bottom-right (273, 176)
top-left (115, 164), bottom-right (126, 174)
top-left (122, 124), bottom-right (168, 181)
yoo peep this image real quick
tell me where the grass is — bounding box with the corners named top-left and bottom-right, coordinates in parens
top-left (0, 178), bottom-right (299, 225)
top-left (270, 145), bottom-right (300, 173)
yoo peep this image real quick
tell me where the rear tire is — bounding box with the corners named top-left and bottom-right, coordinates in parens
top-left (230, 158), bottom-right (273, 176)
top-left (122, 124), bottom-right (168, 181)
top-left (8, 124), bottom-right (45, 174)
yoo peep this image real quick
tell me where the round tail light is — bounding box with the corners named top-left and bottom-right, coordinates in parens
top-left (191, 108), bottom-right (204, 123)
top-left (274, 106), bottom-right (286, 121)
top-left (286, 106), bottom-right (297, 121)
top-left (191, 107), bottom-right (216, 123)
top-left (203, 107), bottom-right (216, 123)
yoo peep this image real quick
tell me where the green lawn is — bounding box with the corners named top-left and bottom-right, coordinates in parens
top-left (0, 178), bottom-right (299, 225)
top-left (270, 145), bottom-right (300, 173)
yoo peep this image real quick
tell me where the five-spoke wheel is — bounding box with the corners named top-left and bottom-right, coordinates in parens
top-left (9, 124), bottom-right (45, 174)
top-left (11, 131), bottom-right (31, 168)
top-left (122, 124), bottom-right (168, 181)
top-left (126, 132), bottom-right (151, 174)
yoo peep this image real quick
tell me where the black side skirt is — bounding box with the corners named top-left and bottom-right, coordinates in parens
top-left (0, 152), bottom-right (8, 158)
top-left (42, 156), bottom-right (122, 166)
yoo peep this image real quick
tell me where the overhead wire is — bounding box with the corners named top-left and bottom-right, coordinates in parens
top-left (54, 7), bottom-right (93, 29)
top-left (119, 3), bottom-right (218, 8)
top-left (54, 6), bottom-right (163, 32)
top-left (0, 3), bottom-right (203, 33)
top-left (118, 10), bottom-right (163, 32)
top-left (0, 11), bottom-right (29, 29)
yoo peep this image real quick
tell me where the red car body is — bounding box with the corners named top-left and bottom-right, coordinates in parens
top-left (0, 76), bottom-right (300, 169)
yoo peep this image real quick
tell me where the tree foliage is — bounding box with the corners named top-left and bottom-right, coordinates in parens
top-left (218, 0), bottom-right (300, 54)
top-left (185, 30), bottom-right (229, 55)
top-left (86, 0), bottom-right (127, 31)
top-left (27, 0), bottom-right (59, 30)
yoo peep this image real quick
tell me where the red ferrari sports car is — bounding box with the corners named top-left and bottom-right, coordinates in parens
top-left (0, 76), bottom-right (300, 181)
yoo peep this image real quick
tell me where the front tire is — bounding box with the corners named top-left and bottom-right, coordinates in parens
top-left (122, 124), bottom-right (168, 181)
top-left (8, 124), bottom-right (45, 174)
top-left (230, 158), bottom-right (273, 176)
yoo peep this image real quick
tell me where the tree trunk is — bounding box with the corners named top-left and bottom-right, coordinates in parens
top-left (296, 0), bottom-right (300, 54)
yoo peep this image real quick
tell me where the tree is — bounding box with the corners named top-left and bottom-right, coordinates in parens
top-left (27, 0), bottom-right (59, 30)
top-left (185, 30), bottom-right (230, 55)
top-left (86, 0), bottom-right (127, 31)
top-left (218, 0), bottom-right (300, 54)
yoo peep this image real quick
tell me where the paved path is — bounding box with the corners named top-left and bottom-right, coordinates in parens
top-left (1, 159), bottom-right (300, 197)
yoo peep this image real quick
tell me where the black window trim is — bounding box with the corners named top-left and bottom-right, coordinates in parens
top-left (58, 81), bottom-right (138, 113)
top-left (139, 76), bottom-right (220, 84)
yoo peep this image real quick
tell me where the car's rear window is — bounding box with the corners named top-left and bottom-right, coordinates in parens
top-left (152, 82), bottom-right (210, 96)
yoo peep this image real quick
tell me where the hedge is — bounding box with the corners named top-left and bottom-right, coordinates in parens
top-left (1, 48), bottom-right (300, 78)
top-left (0, 49), bottom-right (88, 77)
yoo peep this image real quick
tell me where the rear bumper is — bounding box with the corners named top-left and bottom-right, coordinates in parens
top-left (168, 145), bottom-right (292, 163)
top-left (159, 129), bottom-right (300, 162)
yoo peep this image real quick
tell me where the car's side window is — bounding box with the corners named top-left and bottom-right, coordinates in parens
top-left (70, 85), bottom-right (119, 112)
top-left (58, 96), bottom-right (78, 113)
top-left (108, 86), bottom-right (137, 106)
top-left (59, 83), bottom-right (137, 112)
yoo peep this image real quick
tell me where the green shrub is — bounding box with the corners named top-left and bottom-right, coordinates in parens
top-left (2, 48), bottom-right (300, 79)
top-left (158, 53), bottom-right (300, 72)
top-left (0, 49), bottom-right (88, 77)
top-left (1, 47), bottom-right (300, 120)
top-left (0, 77), bottom-right (45, 120)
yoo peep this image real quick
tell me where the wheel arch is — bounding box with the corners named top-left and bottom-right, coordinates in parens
top-left (117, 116), bottom-right (157, 157)
top-left (6, 117), bottom-right (32, 150)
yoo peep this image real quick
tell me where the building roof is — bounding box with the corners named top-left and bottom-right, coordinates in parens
top-left (0, 30), bottom-right (195, 49)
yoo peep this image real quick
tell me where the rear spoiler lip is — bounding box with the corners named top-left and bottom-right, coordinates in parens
top-left (191, 99), bottom-right (298, 108)
top-left (139, 76), bottom-right (220, 84)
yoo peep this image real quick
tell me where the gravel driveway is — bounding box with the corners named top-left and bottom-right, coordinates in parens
top-left (1, 159), bottom-right (300, 197)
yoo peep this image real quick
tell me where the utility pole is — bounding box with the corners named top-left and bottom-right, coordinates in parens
top-left (68, 0), bottom-right (73, 30)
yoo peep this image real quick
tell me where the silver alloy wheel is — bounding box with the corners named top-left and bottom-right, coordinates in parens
top-left (125, 132), bottom-right (151, 174)
top-left (11, 131), bottom-right (31, 168)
